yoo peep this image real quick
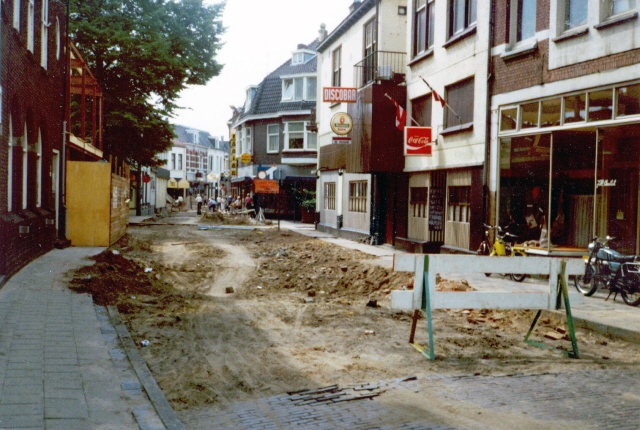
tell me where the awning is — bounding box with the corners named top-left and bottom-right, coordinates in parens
top-left (231, 176), bottom-right (253, 183)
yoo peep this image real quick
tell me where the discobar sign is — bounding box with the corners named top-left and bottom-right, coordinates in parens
top-left (323, 87), bottom-right (357, 103)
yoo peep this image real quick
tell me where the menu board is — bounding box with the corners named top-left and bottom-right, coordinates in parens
top-left (428, 187), bottom-right (444, 231)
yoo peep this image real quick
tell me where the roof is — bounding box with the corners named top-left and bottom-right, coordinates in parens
top-left (172, 125), bottom-right (226, 151)
top-left (233, 39), bottom-right (320, 125)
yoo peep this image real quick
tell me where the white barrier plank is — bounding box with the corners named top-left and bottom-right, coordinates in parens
top-left (431, 291), bottom-right (551, 310)
top-left (430, 254), bottom-right (552, 275)
top-left (393, 254), bottom-right (417, 272)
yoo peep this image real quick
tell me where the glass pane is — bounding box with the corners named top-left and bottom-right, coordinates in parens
top-left (587, 90), bottom-right (613, 121)
top-left (268, 124), bottom-right (279, 134)
top-left (468, 0), bottom-right (477, 24)
top-left (500, 107), bottom-right (518, 131)
top-left (308, 132), bottom-right (317, 149)
top-left (617, 83), bottom-right (640, 117)
top-left (288, 122), bottom-right (304, 132)
top-left (521, 102), bottom-right (539, 128)
top-left (294, 78), bottom-right (304, 100)
top-left (427, 0), bottom-right (435, 48)
top-left (268, 135), bottom-right (278, 152)
top-left (517, 0), bottom-right (536, 41)
top-left (540, 98), bottom-right (561, 127)
top-left (564, 93), bottom-right (586, 123)
top-left (565, 0), bottom-right (587, 30)
top-left (283, 80), bottom-right (293, 99)
top-left (306, 78), bottom-right (317, 100)
top-left (454, 0), bottom-right (466, 33)
top-left (415, 9), bottom-right (426, 53)
top-left (289, 134), bottom-right (304, 149)
top-left (612, 0), bottom-right (635, 15)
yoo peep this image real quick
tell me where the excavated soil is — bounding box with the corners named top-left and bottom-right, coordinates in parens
top-left (70, 221), bottom-right (640, 412)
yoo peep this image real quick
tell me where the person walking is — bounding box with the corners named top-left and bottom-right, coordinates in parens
top-left (196, 194), bottom-right (203, 215)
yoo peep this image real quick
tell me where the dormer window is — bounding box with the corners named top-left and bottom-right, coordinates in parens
top-left (245, 86), bottom-right (258, 110)
top-left (282, 75), bottom-right (317, 102)
top-left (291, 49), bottom-right (315, 65)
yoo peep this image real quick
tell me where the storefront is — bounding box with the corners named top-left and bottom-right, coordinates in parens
top-left (497, 82), bottom-right (640, 255)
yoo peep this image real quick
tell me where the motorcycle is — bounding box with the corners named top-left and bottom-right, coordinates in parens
top-left (574, 236), bottom-right (640, 307)
top-left (477, 224), bottom-right (527, 282)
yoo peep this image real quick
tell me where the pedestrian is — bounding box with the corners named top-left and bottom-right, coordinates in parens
top-left (208, 197), bottom-right (215, 212)
top-left (217, 196), bottom-right (224, 213)
top-left (196, 194), bottom-right (203, 215)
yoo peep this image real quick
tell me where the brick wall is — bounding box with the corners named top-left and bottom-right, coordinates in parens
top-left (1, 0), bottom-right (68, 284)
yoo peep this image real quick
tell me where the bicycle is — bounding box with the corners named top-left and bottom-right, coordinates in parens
top-left (477, 224), bottom-right (527, 282)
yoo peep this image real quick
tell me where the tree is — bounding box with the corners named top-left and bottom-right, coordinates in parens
top-left (69, 0), bottom-right (225, 166)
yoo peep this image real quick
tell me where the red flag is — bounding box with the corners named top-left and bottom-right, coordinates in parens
top-left (433, 90), bottom-right (446, 108)
top-left (393, 99), bottom-right (407, 131)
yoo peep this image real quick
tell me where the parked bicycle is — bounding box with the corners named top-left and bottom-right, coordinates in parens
top-left (574, 236), bottom-right (640, 306)
top-left (477, 224), bottom-right (527, 282)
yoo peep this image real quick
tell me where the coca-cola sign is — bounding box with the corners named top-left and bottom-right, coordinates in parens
top-left (404, 127), bottom-right (432, 156)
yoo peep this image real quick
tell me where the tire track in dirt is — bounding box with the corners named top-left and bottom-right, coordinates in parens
top-left (205, 242), bottom-right (256, 296)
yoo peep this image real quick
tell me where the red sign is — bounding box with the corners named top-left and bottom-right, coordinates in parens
top-left (404, 127), bottom-right (433, 156)
top-left (254, 179), bottom-right (280, 194)
top-left (323, 87), bottom-right (357, 103)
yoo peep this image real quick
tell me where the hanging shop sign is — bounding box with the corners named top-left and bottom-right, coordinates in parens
top-left (404, 126), bottom-right (433, 156)
top-left (240, 153), bottom-right (252, 163)
top-left (254, 179), bottom-right (280, 194)
top-left (330, 112), bottom-right (353, 135)
top-left (323, 87), bottom-right (357, 103)
top-left (332, 137), bottom-right (352, 145)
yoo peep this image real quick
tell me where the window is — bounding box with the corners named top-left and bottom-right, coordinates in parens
top-left (564, 0), bottom-right (588, 30)
top-left (171, 153), bottom-right (176, 170)
top-left (448, 186), bottom-right (470, 222)
top-left (55, 18), bottom-right (61, 60)
top-left (541, 98), bottom-right (561, 127)
top-left (414, 0), bottom-right (435, 56)
top-left (41, 0), bottom-right (49, 68)
top-left (500, 107), bottom-right (518, 131)
top-left (282, 76), bottom-right (317, 101)
top-left (284, 122), bottom-right (317, 150)
top-left (449, 0), bottom-right (477, 37)
top-left (608, 0), bottom-right (636, 16)
top-left (324, 182), bottom-right (336, 210)
top-left (444, 78), bottom-right (474, 128)
top-left (27, 0), bottom-right (34, 52)
top-left (617, 83), bottom-right (640, 116)
top-left (410, 187), bottom-right (428, 218)
top-left (514, 0), bottom-right (536, 42)
top-left (564, 93), bottom-right (586, 123)
top-left (36, 131), bottom-right (42, 207)
top-left (412, 94), bottom-right (432, 126)
top-left (363, 19), bottom-right (377, 84)
top-left (349, 181), bottom-right (368, 213)
top-left (13, 0), bottom-right (20, 30)
top-left (244, 127), bottom-right (252, 153)
top-left (521, 102), bottom-right (539, 128)
top-left (22, 124), bottom-right (28, 209)
top-left (7, 116), bottom-right (14, 212)
top-left (267, 124), bottom-right (280, 153)
top-left (178, 154), bottom-right (183, 170)
top-left (332, 47), bottom-right (342, 87)
top-left (588, 90), bottom-right (613, 121)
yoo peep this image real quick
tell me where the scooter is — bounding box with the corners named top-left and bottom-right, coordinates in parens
top-left (574, 236), bottom-right (640, 306)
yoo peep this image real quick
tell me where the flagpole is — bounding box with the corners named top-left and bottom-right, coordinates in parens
top-left (384, 94), bottom-right (420, 126)
top-left (419, 77), bottom-right (463, 125)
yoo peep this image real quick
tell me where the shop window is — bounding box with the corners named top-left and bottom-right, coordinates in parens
top-left (564, 93), bottom-right (586, 123)
top-left (324, 182), bottom-right (336, 210)
top-left (412, 94), bottom-right (432, 127)
top-left (541, 98), bottom-right (562, 127)
top-left (448, 186), bottom-right (470, 222)
top-left (564, 0), bottom-right (588, 30)
top-left (588, 89), bottom-right (613, 121)
top-left (500, 107), bottom-right (518, 131)
top-left (445, 77), bottom-right (474, 128)
top-left (349, 181), bottom-right (367, 213)
top-left (410, 187), bottom-right (428, 218)
top-left (617, 83), bottom-right (640, 117)
top-left (521, 102), bottom-right (539, 128)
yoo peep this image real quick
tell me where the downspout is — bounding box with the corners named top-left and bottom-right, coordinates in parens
top-left (368, 0), bottom-right (382, 244)
top-left (483, 0), bottom-right (495, 227)
top-left (60, 0), bottom-right (71, 242)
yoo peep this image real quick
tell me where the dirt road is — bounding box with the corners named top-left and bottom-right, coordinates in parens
top-left (70, 218), bottom-right (640, 415)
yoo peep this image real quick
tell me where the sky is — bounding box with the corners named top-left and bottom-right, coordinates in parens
top-left (171, 0), bottom-right (355, 140)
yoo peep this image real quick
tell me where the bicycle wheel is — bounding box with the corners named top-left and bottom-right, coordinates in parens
top-left (510, 251), bottom-right (527, 282)
top-left (621, 271), bottom-right (640, 306)
top-left (575, 264), bottom-right (599, 296)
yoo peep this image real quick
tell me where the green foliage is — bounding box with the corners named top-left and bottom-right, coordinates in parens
top-left (296, 189), bottom-right (316, 210)
top-left (69, 0), bottom-right (226, 166)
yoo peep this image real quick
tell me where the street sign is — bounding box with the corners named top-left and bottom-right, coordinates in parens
top-left (332, 137), bottom-right (352, 144)
top-left (240, 153), bottom-right (252, 163)
top-left (404, 127), bottom-right (433, 156)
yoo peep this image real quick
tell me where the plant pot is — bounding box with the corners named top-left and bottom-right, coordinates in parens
top-left (301, 207), bottom-right (314, 223)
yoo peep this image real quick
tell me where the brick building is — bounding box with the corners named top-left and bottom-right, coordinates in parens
top-left (1, 0), bottom-right (68, 284)
top-left (489, 0), bottom-right (640, 256)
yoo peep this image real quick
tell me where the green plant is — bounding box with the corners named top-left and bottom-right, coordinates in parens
top-left (297, 189), bottom-right (316, 210)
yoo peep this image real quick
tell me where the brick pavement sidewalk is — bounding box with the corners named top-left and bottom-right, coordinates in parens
top-left (0, 247), bottom-right (171, 430)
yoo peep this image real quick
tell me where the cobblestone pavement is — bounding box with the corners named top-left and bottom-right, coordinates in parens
top-left (180, 369), bottom-right (640, 430)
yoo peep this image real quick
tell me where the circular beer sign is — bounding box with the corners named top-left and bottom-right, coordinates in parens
top-left (240, 153), bottom-right (252, 163)
top-left (330, 112), bottom-right (353, 135)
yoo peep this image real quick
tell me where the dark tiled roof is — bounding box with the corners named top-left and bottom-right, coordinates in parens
top-left (236, 40), bottom-right (319, 122)
top-left (172, 124), bottom-right (224, 150)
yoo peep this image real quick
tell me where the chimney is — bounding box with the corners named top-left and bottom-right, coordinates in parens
top-left (349, 0), bottom-right (363, 13)
top-left (318, 23), bottom-right (328, 42)
top-left (297, 44), bottom-right (306, 49)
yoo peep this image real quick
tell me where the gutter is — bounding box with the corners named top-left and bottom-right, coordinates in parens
top-left (483, 0), bottom-right (494, 226)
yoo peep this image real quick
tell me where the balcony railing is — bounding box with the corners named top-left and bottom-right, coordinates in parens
top-left (353, 51), bottom-right (406, 89)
